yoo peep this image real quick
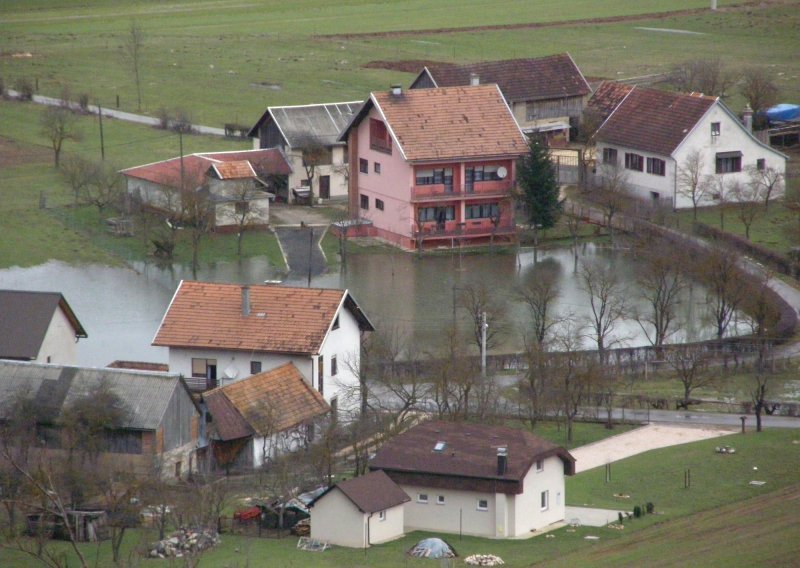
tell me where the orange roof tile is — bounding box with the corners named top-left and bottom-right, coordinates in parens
top-left (207, 363), bottom-right (329, 437)
top-left (368, 85), bottom-right (527, 162)
top-left (152, 281), bottom-right (373, 354)
top-left (212, 160), bottom-right (255, 180)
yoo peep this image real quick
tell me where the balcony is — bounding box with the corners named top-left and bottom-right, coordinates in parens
top-left (416, 219), bottom-right (517, 240)
top-left (184, 376), bottom-right (217, 393)
top-left (411, 179), bottom-right (513, 202)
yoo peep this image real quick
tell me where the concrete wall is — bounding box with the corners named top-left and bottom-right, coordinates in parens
top-left (512, 455), bottom-right (566, 535)
top-left (311, 488), bottom-right (367, 548)
top-left (36, 307), bottom-right (79, 365)
top-left (401, 485), bottom-right (496, 537)
top-left (368, 503), bottom-right (405, 545)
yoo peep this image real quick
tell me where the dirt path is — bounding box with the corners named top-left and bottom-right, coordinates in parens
top-left (320, 0), bottom-right (788, 40)
top-left (571, 424), bottom-right (736, 473)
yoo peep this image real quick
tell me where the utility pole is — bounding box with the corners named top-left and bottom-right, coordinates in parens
top-left (480, 311), bottom-right (488, 377)
top-left (307, 227), bottom-right (314, 288)
top-left (98, 104), bottom-right (105, 161)
top-left (179, 130), bottom-right (185, 194)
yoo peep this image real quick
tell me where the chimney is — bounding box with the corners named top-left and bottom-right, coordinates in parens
top-left (390, 84), bottom-right (402, 96)
top-left (497, 447), bottom-right (508, 476)
top-left (470, 73), bottom-right (480, 87)
top-left (743, 104), bottom-right (753, 133)
top-left (241, 285), bottom-right (251, 317)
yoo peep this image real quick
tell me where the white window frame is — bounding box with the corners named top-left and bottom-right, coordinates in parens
top-left (378, 510), bottom-right (386, 521)
top-left (477, 499), bottom-right (488, 511)
top-left (541, 490), bottom-right (549, 511)
top-left (436, 495), bottom-right (445, 505)
top-left (536, 459), bottom-right (544, 472)
top-left (417, 494), bottom-right (428, 504)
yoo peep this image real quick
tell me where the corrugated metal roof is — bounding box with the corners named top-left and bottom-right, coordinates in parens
top-left (0, 361), bottom-right (190, 430)
top-left (0, 290), bottom-right (87, 360)
top-left (269, 102), bottom-right (363, 148)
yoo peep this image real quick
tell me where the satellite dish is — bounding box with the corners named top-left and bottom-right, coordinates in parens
top-left (497, 166), bottom-right (508, 179)
top-left (224, 367), bottom-right (238, 380)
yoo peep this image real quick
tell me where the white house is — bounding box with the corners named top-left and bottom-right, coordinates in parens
top-left (0, 290), bottom-right (87, 366)
top-left (201, 362), bottom-right (329, 470)
top-left (247, 102), bottom-right (362, 203)
top-left (120, 149), bottom-right (291, 229)
top-left (369, 420), bottom-right (576, 539)
top-left (152, 280), bottom-right (374, 410)
top-left (309, 470), bottom-right (410, 548)
top-left (593, 87), bottom-right (788, 210)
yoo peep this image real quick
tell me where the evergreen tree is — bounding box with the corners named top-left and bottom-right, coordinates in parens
top-left (517, 136), bottom-right (561, 230)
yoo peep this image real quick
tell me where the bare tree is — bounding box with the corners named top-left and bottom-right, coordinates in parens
top-left (665, 347), bottom-right (714, 410)
top-left (40, 107), bottom-right (81, 168)
top-left (579, 259), bottom-right (627, 357)
top-left (634, 242), bottom-right (685, 350)
top-left (457, 281), bottom-right (506, 353)
top-left (696, 247), bottom-right (746, 339)
top-left (60, 155), bottom-right (97, 206)
top-left (677, 149), bottom-right (710, 219)
top-left (549, 321), bottom-right (594, 443)
top-left (732, 179), bottom-right (764, 240)
top-left (595, 164), bottom-right (629, 246)
top-left (517, 265), bottom-right (563, 348)
top-left (83, 161), bottom-right (124, 212)
top-left (124, 21), bottom-right (145, 111)
top-left (747, 164), bottom-right (784, 210)
top-left (672, 58), bottom-right (736, 97)
top-left (740, 67), bottom-right (778, 118)
top-left (181, 185), bottom-right (213, 277)
top-left (227, 180), bottom-right (267, 256)
top-left (429, 324), bottom-right (479, 420)
top-left (708, 173), bottom-right (730, 231)
top-left (298, 138), bottom-right (330, 206)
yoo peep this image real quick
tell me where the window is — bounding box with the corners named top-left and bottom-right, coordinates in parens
top-left (374, 162), bottom-right (381, 174)
top-left (756, 158), bottom-right (765, 171)
top-left (332, 315), bottom-right (340, 330)
top-left (359, 158), bottom-right (368, 174)
top-left (331, 355), bottom-right (338, 376)
top-left (646, 157), bottom-right (666, 176)
top-left (369, 118), bottom-right (392, 154)
top-left (536, 459), bottom-right (544, 472)
top-left (418, 206), bottom-right (455, 223)
top-left (300, 179), bottom-right (310, 187)
top-left (317, 356), bottom-right (324, 395)
top-left (234, 201), bottom-right (249, 215)
top-left (465, 202), bottom-right (500, 220)
top-left (624, 153), bottom-right (644, 172)
top-left (378, 510), bottom-right (386, 521)
top-left (360, 194), bottom-right (369, 210)
top-left (191, 358), bottom-right (217, 378)
top-left (415, 167), bottom-right (453, 187)
top-left (437, 495), bottom-right (446, 505)
top-left (433, 441), bottom-right (446, 452)
top-left (711, 122), bottom-right (721, 137)
top-left (417, 494), bottom-right (429, 504)
top-left (250, 361), bottom-right (262, 374)
top-left (477, 499), bottom-right (488, 511)
top-left (602, 148), bottom-right (618, 166)
top-left (715, 152), bottom-right (742, 174)
top-left (175, 461), bottom-right (182, 478)
top-left (540, 490), bottom-right (549, 511)
top-left (375, 199), bottom-right (385, 211)
top-left (466, 165), bottom-right (502, 183)
top-left (107, 430), bottom-right (143, 455)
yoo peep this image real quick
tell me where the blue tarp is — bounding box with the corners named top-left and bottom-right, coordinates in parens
top-left (765, 104), bottom-right (800, 122)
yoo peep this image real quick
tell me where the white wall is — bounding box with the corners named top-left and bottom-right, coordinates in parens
top-left (310, 488), bottom-right (367, 548)
top-left (213, 198), bottom-right (269, 228)
top-left (36, 308), bottom-right (79, 365)
top-left (513, 455), bottom-right (566, 535)
top-left (594, 143), bottom-right (676, 208)
top-left (318, 303), bottom-right (363, 409)
top-left (126, 178), bottom-right (180, 213)
top-left (368, 504), bottom-right (405, 545)
top-left (401, 486), bottom-right (496, 537)
top-left (286, 145), bottom-right (349, 201)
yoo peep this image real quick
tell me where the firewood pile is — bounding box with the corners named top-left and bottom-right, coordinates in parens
top-left (148, 528), bottom-right (219, 559)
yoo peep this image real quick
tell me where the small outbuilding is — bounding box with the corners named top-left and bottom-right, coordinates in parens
top-left (309, 470), bottom-right (410, 548)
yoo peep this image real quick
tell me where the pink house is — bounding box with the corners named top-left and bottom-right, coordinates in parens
top-left (339, 85), bottom-right (528, 250)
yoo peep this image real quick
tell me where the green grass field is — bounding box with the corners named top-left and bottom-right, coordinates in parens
top-left (1, 1), bottom-right (797, 126)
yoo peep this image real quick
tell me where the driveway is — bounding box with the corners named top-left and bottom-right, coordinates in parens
top-left (274, 226), bottom-right (327, 283)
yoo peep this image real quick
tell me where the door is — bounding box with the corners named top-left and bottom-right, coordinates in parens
top-left (206, 363), bottom-right (217, 390)
top-left (319, 175), bottom-right (330, 199)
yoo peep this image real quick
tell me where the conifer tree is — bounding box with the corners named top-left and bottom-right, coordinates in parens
top-left (517, 136), bottom-right (561, 230)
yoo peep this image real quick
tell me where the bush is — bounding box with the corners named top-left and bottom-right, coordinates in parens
top-left (618, 512), bottom-right (624, 523)
top-left (633, 505), bottom-right (642, 518)
top-left (156, 107), bottom-right (172, 130)
top-left (78, 93), bottom-right (90, 113)
top-left (15, 77), bottom-right (34, 100)
top-left (646, 502), bottom-right (654, 514)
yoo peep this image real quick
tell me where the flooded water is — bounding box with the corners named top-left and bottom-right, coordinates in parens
top-left (0, 244), bottom-right (747, 367)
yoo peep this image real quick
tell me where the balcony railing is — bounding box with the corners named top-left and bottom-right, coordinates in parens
top-left (416, 219), bottom-right (517, 239)
top-left (184, 376), bottom-right (217, 392)
top-left (411, 179), bottom-right (513, 202)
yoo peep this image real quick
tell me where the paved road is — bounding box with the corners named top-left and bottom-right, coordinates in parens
top-left (8, 90), bottom-right (226, 136)
top-left (274, 225), bottom-right (328, 284)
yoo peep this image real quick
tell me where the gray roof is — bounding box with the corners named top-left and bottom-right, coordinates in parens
top-left (0, 361), bottom-right (192, 430)
top-left (248, 102), bottom-right (363, 148)
top-left (0, 290), bottom-right (87, 360)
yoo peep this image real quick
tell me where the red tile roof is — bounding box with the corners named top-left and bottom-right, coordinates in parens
top-left (594, 87), bottom-right (717, 156)
top-left (120, 149), bottom-right (290, 189)
top-left (205, 362), bottom-right (329, 440)
top-left (586, 81), bottom-right (634, 123)
top-left (422, 54), bottom-right (591, 102)
top-left (370, 420), bottom-right (575, 495)
top-left (211, 160), bottom-right (255, 180)
top-left (366, 85), bottom-right (527, 162)
top-left (152, 280), bottom-right (373, 355)
top-left (312, 470), bottom-right (410, 514)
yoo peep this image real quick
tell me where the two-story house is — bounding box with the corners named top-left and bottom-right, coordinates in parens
top-left (0, 290), bottom-right (87, 366)
top-left (339, 84), bottom-right (528, 251)
top-left (410, 54), bottom-right (592, 145)
top-left (247, 101), bottom-right (362, 203)
top-left (152, 280), bottom-right (374, 411)
top-left (594, 87), bottom-right (788, 209)
top-left (368, 420), bottom-right (576, 539)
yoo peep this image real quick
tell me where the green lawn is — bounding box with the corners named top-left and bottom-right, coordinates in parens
top-left (2, 428), bottom-right (798, 567)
